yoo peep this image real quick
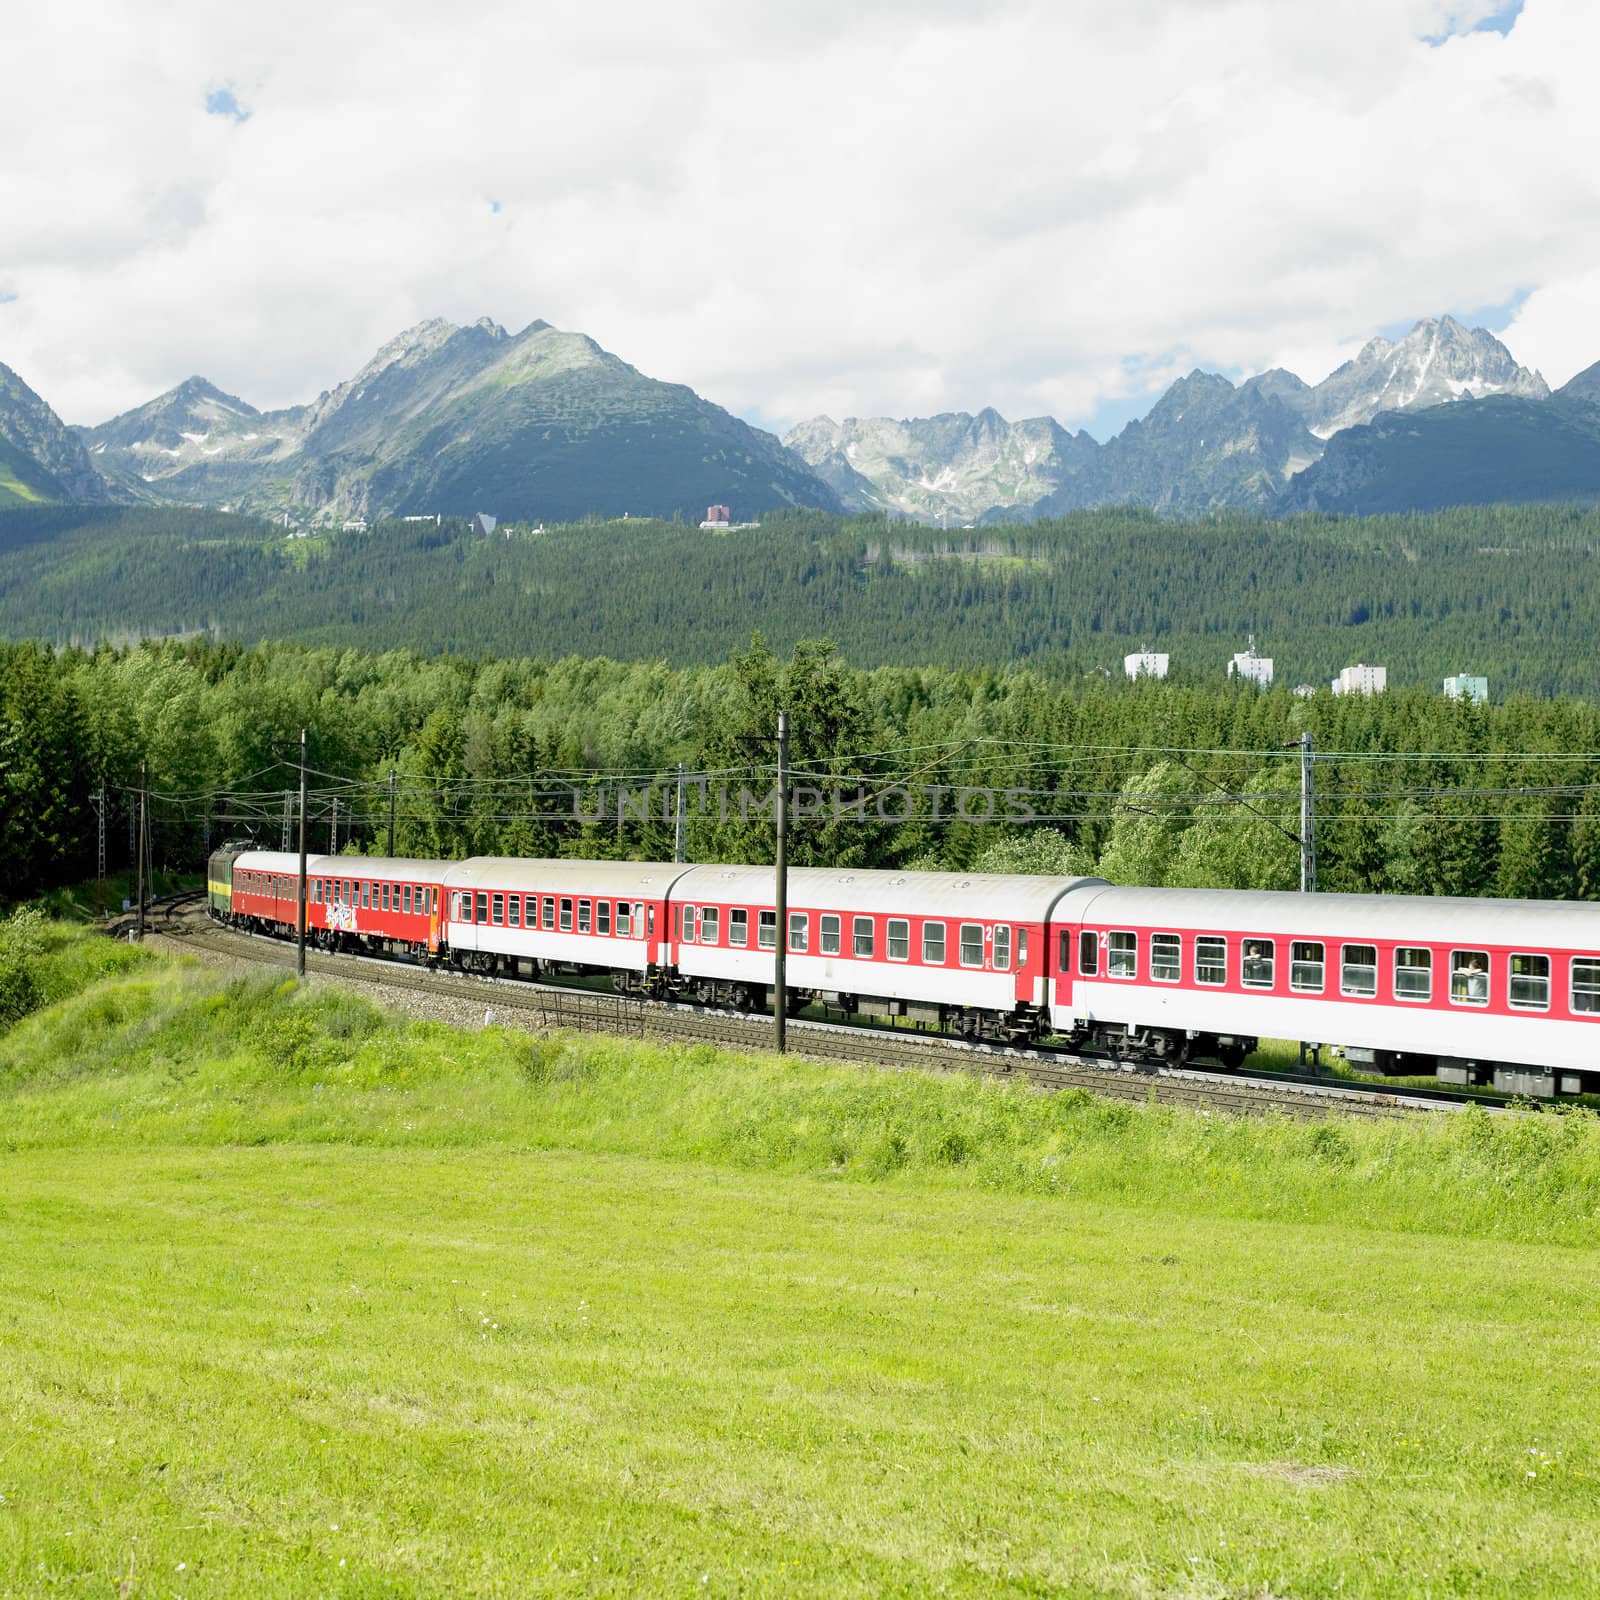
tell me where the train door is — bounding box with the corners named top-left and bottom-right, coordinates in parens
top-left (1050, 923), bottom-right (1076, 1014)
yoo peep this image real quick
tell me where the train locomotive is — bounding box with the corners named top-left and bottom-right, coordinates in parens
top-left (209, 845), bottom-right (1600, 1097)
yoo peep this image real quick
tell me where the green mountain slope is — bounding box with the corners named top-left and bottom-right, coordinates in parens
top-left (83, 319), bottom-right (839, 523)
top-left (9, 501), bottom-right (1600, 696)
top-left (1278, 395), bottom-right (1600, 514)
top-left (0, 363), bottom-right (108, 505)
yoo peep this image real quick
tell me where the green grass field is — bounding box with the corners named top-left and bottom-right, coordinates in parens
top-left (3, 929), bottom-right (1600, 1596)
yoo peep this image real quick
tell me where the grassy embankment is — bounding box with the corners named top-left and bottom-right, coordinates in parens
top-left (2, 922), bottom-right (1600, 1596)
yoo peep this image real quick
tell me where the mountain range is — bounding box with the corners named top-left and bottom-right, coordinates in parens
top-left (69, 317), bottom-right (832, 523)
top-left (4, 311), bottom-right (1600, 525)
top-left (784, 316), bottom-right (1559, 520)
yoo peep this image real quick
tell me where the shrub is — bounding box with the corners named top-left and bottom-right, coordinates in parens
top-left (0, 907), bottom-right (47, 1030)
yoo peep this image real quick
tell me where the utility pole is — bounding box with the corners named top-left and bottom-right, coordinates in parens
top-left (281, 790), bottom-right (292, 851)
top-left (330, 796), bottom-right (339, 854)
top-left (135, 761), bottom-right (147, 939)
top-left (93, 784), bottom-right (106, 882)
top-left (297, 728), bottom-right (309, 979)
top-left (774, 709), bottom-right (789, 1054)
top-left (387, 768), bottom-right (398, 858)
top-left (673, 761), bottom-right (687, 864)
top-left (1299, 731), bottom-right (1316, 893)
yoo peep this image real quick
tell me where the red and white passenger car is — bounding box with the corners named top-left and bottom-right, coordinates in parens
top-left (217, 847), bottom-right (1600, 1096)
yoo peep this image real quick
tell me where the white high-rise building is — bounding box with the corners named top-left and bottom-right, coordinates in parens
top-left (1333, 663), bottom-right (1387, 696)
top-left (1444, 673), bottom-right (1489, 704)
top-left (1124, 651), bottom-right (1169, 681)
top-left (1228, 636), bottom-right (1274, 688)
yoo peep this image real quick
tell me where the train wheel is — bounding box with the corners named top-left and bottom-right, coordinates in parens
top-left (1216, 1043), bottom-right (1247, 1072)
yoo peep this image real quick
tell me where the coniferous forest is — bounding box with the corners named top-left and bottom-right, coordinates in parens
top-left (6, 632), bottom-right (1600, 906)
top-left (6, 501), bottom-right (1600, 696)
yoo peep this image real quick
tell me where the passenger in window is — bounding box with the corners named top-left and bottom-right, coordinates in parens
top-left (1243, 940), bottom-right (1274, 987)
top-left (1465, 956), bottom-right (1488, 1002)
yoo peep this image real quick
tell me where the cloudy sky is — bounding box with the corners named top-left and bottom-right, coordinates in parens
top-left (4, 0), bottom-right (1596, 438)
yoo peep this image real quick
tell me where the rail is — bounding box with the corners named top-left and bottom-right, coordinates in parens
top-left (134, 904), bottom-right (1480, 1122)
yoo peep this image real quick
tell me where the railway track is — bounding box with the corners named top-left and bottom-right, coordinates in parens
top-left (136, 894), bottom-right (1483, 1121)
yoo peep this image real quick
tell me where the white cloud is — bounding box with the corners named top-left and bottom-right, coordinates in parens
top-left (0, 0), bottom-right (1595, 431)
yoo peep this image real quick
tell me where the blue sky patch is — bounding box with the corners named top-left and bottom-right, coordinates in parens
top-left (1424, 2), bottom-right (1523, 45)
top-left (205, 85), bottom-right (250, 123)
top-left (0, 291), bottom-right (17, 305)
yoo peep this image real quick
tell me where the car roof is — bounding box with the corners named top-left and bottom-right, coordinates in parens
top-left (1058, 883), bottom-right (1600, 950)
top-left (674, 864), bottom-right (1106, 920)
top-left (443, 858), bottom-right (693, 895)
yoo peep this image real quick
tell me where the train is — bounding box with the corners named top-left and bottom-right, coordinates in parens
top-left (207, 844), bottom-right (1600, 1097)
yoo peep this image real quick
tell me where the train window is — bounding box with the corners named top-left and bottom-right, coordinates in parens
top-left (729, 908), bottom-right (748, 946)
top-left (617, 902), bottom-right (631, 936)
top-left (343, 881), bottom-right (352, 904)
top-left (888, 919), bottom-right (910, 961)
top-left (401, 885), bottom-right (410, 914)
top-left (789, 912), bottom-right (808, 952)
top-left (636, 903), bottom-right (646, 937)
top-left (853, 917), bottom-right (874, 958)
top-left (1510, 954), bottom-right (1549, 1011)
top-left (559, 897), bottom-right (573, 932)
top-left (1108, 931), bottom-right (1137, 979)
top-left (543, 897), bottom-right (555, 930)
top-left (491, 894), bottom-right (504, 926)
top-left (475, 892), bottom-right (488, 924)
top-left (360, 882), bottom-right (369, 909)
top-left (993, 926), bottom-right (1011, 971)
top-left (820, 915), bottom-right (841, 955)
top-left (1079, 930), bottom-right (1098, 976)
top-left (960, 924), bottom-right (984, 968)
top-left (1195, 936), bottom-right (1225, 986)
top-left (701, 906), bottom-right (719, 944)
top-left (758, 910), bottom-right (776, 949)
top-left (925, 922), bottom-right (947, 964)
top-left (597, 901), bottom-right (610, 935)
top-left (1571, 958), bottom-right (1600, 1013)
top-left (1151, 933), bottom-right (1181, 983)
top-left (578, 900), bottom-right (591, 934)
top-left (1017, 929), bottom-right (1028, 968)
top-left (647, 906), bottom-right (655, 936)
top-left (509, 894), bottom-right (521, 928)
top-left (1393, 947), bottom-right (1432, 1001)
top-left (1242, 939), bottom-right (1275, 989)
top-left (1450, 950), bottom-right (1490, 1006)
top-left (312, 880), bottom-right (321, 905)
top-left (682, 904), bottom-right (696, 941)
top-left (1341, 944), bottom-right (1377, 996)
top-left (1291, 941), bottom-right (1325, 993)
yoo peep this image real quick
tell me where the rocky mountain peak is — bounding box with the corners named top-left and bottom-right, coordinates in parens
top-left (1557, 359), bottom-right (1600, 406)
top-left (1304, 315), bottom-right (1548, 438)
top-left (0, 361), bottom-right (109, 503)
top-left (784, 407), bottom-right (1100, 523)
